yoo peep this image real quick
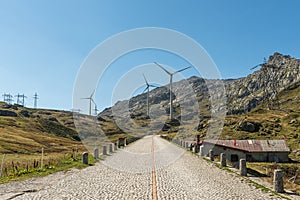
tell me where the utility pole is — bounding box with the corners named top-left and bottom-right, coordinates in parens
top-left (33, 92), bottom-right (38, 108)
top-left (15, 93), bottom-right (21, 105)
top-left (3, 93), bottom-right (13, 104)
top-left (15, 94), bottom-right (27, 106)
top-left (21, 94), bottom-right (26, 106)
top-left (2, 93), bottom-right (8, 102)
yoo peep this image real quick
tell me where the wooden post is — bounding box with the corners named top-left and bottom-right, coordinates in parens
top-left (114, 143), bottom-right (117, 151)
top-left (0, 154), bottom-right (5, 179)
top-left (75, 144), bottom-right (78, 160)
top-left (274, 169), bottom-right (284, 193)
top-left (41, 147), bottom-right (44, 169)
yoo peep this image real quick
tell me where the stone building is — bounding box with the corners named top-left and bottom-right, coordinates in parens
top-left (200, 140), bottom-right (290, 167)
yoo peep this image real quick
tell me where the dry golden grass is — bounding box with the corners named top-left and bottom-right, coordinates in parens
top-left (247, 162), bottom-right (300, 195)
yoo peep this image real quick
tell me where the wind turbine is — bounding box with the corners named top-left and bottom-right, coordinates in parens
top-left (94, 103), bottom-right (99, 116)
top-left (154, 62), bottom-right (191, 120)
top-left (142, 74), bottom-right (156, 117)
top-left (81, 91), bottom-right (96, 116)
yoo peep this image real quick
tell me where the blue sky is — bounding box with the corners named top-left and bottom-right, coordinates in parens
top-left (1, 0), bottom-right (300, 113)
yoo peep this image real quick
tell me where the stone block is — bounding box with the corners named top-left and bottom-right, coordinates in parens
top-left (82, 152), bottom-right (88, 164)
top-left (274, 169), bottom-right (284, 193)
top-left (103, 146), bottom-right (107, 155)
top-left (220, 153), bottom-right (226, 167)
top-left (93, 148), bottom-right (99, 159)
top-left (239, 159), bottom-right (247, 176)
top-left (109, 144), bottom-right (113, 153)
top-left (209, 150), bottom-right (214, 161)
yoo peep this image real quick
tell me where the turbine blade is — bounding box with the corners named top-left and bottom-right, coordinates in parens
top-left (174, 66), bottom-right (192, 74)
top-left (154, 62), bottom-right (172, 75)
top-left (90, 90), bottom-right (95, 98)
top-left (250, 64), bottom-right (262, 70)
top-left (143, 74), bottom-right (149, 85)
top-left (142, 86), bottom-right (149, 94)
top-left (91, 98), bottom-right (96, 104)
top-left (81, 97), bottom-right (90, 99)
top-left (149, 84), bottom-right (157, 88)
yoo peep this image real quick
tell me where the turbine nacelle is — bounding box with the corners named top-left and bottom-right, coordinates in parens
top-left (154, 62), bottom-right (191, 119)
top-left (81, 90), bottom-right (96, 116)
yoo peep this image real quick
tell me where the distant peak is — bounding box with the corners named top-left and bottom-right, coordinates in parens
top-left (268, 52), bottom-right (292, 64)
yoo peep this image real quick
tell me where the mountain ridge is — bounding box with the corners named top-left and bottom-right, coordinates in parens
top-left (99, 52), bottom-right (300, 119)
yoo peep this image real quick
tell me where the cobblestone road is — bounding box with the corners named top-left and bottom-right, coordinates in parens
top-left (0, 136), bottom-right (286, 199)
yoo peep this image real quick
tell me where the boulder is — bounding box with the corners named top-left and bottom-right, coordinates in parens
top-left (11, 105), bottom-right (18, 110)
top-left (97, 116), bottom-right (107, 122)
top-left (0, 110), bottom-right (17, 117)
top-left (20, 110), bottom-right (30, 117)
top-left (2, 104), bottom-right (12, 109)
top-left (45, 117), bottom-right (58, 122)
top-left (161, 123), bottom-right (170, 131)
top-left (237, 122), bottom-right (260, 132)
top-left (167, 118), bottom-right (180, 126)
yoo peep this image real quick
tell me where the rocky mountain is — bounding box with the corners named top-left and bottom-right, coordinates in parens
top-left (226, 53), bottom-right (300, 114)
top-left (99, 52), bottom-right (300, 122)
top-left (97, 52), bottom-right (300, 160)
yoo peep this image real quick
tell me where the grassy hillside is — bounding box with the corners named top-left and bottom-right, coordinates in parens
top-left (0, 104), bottom-right (101, 183)
top-left (0, 102), bottom-right (137, 155)
top-left (0, 102), bottom-right (83, 154)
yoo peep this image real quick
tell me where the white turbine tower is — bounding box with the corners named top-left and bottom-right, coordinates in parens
top-left (81, 91), bottom-right (96, 116)
top-left (154, 62), bottom-right (191, 120)
top-left (142, 74), bottom-right (156, 117)
top-left (94, 103), bottom-right (99, 116)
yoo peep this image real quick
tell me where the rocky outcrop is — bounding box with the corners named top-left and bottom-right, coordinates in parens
top-left (226, 53), bottom-right (300, 114)
top-left (237, 122), bottom-right (261, 132)
top-left (45, 117), bottom-right (58, 122)
top-left (0, 110), bottom-right (17, 117)
top-left (20, 110), bottom-right (30, 117)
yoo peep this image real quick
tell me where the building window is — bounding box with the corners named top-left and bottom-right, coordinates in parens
top-left (231, 154), bottom-right (238, 162)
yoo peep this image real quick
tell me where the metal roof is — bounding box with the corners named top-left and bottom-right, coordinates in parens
top-left (203, 140), bottom-right (290, 152)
